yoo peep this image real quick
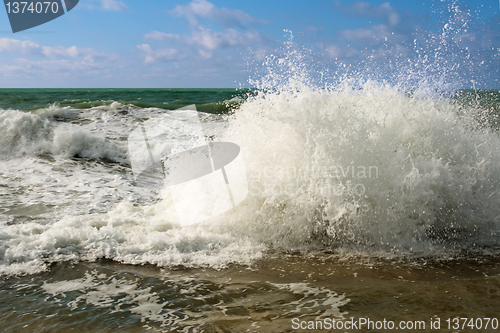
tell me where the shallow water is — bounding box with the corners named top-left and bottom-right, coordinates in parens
top-left (1, 254), bottom-right (499, 332)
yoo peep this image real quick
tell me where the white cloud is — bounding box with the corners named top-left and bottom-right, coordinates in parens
top-left (143, 31), bottom-right (181, 43)
top-left (0, 38), bottom-right (90, 59)
top-left (190, 28), bottom-right (261, 51)
top-left (0, 37), bottom-right (120, 84)
top-left (0, 54), bottom-right (120, 81)
top-left (41, 45), bottom-right (80, 58)
top-left (170, 0), bottom-right (260, 29)
top-left (197, 49), bottom-right (213, 60)
top-left (142, 28), bottom-right (263, 61)
top-left (336, 1), bottom-right (401, 27)
top-left (341, 24), bottom-right (391, 45)
top-left (99, 0), bottom-right (127, 12)
top-left (137, 44), bottom-right (183, 64)
top-left (0, 38), bottom-right (42, 56)
top-left (140, 0), bottom-right (269, 63)
top-left (82, 0), bottom-right (127, 12)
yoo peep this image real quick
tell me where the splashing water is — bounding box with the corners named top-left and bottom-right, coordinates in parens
top-left (219, 2), bottom-right (500, 257)
top-left (1, 2), bottom-right (500, 278)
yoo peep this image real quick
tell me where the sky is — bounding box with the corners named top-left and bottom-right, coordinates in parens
top-left (0, 0), bottom-right (498, 88)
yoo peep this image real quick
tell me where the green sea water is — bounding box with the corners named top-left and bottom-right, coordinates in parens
top-left (0, 88), bottom-right (251, 113)
top-left (1, 88), bottom-right (499, 115)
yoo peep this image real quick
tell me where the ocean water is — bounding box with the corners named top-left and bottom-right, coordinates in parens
top-left (1, 85), bottom-right (500, 332)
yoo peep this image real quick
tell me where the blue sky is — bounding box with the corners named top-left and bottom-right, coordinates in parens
top-left (0, 0), bottom-right (498, 88)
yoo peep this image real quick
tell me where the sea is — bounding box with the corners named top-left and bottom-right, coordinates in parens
top-left (1, 84), bottom-right (500, 332)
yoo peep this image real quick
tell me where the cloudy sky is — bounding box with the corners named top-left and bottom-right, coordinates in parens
top-left (0, 0), bottom-right (498, 88)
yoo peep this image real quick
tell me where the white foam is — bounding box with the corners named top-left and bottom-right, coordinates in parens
top-left (42, 270), bottom-right (168, 322)
top-left (0, 105), bottom-right (240, 275)
top-left (39, 270), bottom-right (348, 329)
top-left (0, 108), bottom-right (127, 162)
top-left (220, 83), bottom-right (500, 254)
top-left (272, 282), bottom-right (349, 319)
top-left (0, 199), bottom-right (264, 276)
